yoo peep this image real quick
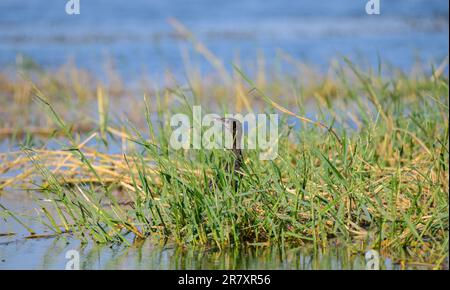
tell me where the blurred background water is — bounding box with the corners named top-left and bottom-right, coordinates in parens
top-left (0, 0), bottom-right (448, 82)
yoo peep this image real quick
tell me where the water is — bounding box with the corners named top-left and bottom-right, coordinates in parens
top-left (0, 0), bottom-right (448, 82)
top-left (0, 237), bottom-right (405, 270)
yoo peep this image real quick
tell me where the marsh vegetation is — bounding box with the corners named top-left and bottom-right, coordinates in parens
top-left (0, 45), bottom-right (448, 269)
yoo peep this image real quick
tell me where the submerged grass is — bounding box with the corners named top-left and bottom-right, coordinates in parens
top-left (0, 56), bottom-right (448, 267)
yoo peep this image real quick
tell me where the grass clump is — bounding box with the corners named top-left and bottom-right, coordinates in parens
top-left (0, 57), bottom-right (448, 267)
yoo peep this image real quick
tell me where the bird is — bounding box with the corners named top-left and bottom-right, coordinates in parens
top-left (218, 117), bottom-right (244, 191)
top-left (219, 117), bottom-right (243, 173)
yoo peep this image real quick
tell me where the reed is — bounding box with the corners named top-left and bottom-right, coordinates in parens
top-left (0, 54), bottom-right (448, 268)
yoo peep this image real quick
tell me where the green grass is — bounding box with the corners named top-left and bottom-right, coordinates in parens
top-left (0, 57), bottom-right (448, 267)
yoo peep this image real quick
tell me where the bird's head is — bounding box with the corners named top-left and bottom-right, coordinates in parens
top-left (219, 117), bottom-right (243, 150)
top-left (219, 117), bottom-right (242, 134)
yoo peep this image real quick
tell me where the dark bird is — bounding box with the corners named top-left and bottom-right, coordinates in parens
top-left (220, 117), bottom-right (243, 172)
top-left (207, 117), bottom-right (244, 192)
top-left (219, 117), bottom-right (244, 191)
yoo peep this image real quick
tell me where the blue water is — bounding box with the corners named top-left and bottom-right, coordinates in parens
top-left (0, 0), bottom-right (448, 81)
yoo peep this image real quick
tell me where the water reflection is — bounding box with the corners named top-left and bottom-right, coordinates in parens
top-left (0, 235), bottom-right (425, 270)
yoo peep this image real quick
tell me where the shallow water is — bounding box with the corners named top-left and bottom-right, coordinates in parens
top-left (0, 221), bottom-right (423, 270)
top-left (0, 236), bottom-right (398, 270)
top-left (0, 192), bottom-right (443, 270)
